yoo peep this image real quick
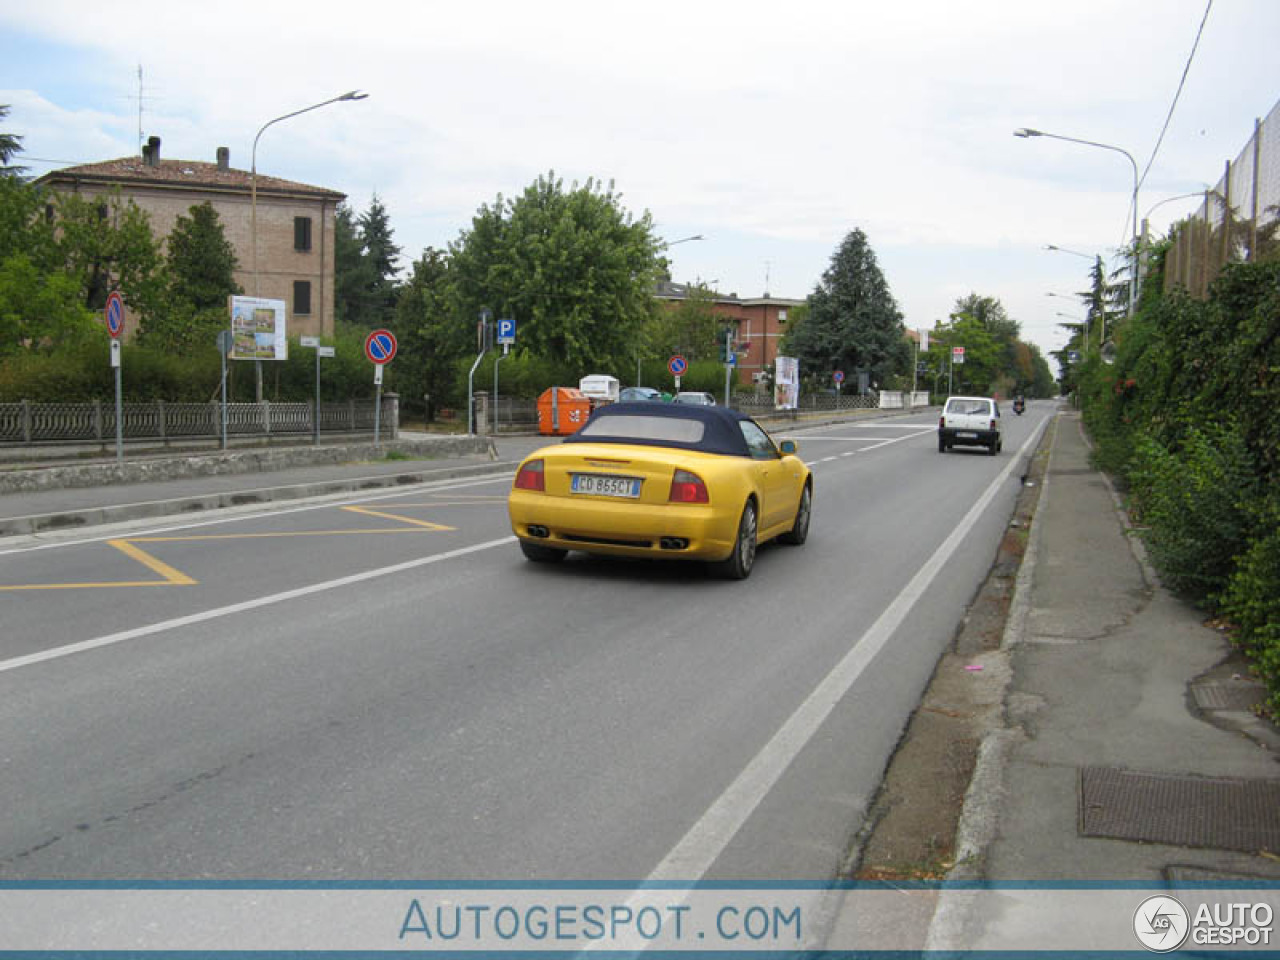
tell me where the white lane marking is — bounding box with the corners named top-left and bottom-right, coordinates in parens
top-left (801, 427), bottom-right (933, 466)
top-left (0, 475), bottom-right (515, 557)
top-left (645, 419), bottom-right (1048, 883)
top-left (0, 537), bottom-right (517, 675)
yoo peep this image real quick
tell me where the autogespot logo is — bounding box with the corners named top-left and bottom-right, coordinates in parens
top-left (1134, 895), bottom-right (1190, 952)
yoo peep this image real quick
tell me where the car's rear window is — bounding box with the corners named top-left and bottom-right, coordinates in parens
top-left (946, 399), bottom-right (991, 416)
top-left (576, 414), bottom-right (706, 444)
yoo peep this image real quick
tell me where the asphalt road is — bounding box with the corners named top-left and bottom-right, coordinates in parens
top-left (0, 405), bottom-right (1051, 882)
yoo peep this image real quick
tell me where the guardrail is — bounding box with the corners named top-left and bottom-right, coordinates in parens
top-left (0, 398), bottom-right (398, 446)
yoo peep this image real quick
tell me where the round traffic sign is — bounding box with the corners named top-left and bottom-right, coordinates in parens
top-left (364, 329), bottom-right (398, 364)
top-left (104, 290), bottom-right (125, 339)
top-left (668, 355), bottom-right (688, 377)
top-left (833, 370), bottom-right (845, 384)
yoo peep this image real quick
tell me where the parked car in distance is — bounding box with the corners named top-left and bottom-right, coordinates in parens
top-left (618, 386), bottom-right (665, 403)
top-left (507, 402), bottom-right (813, 579)
top-left (674, 391), bottom-right (716, 406)
top-left (938, 395), bottom-right (1003, 455)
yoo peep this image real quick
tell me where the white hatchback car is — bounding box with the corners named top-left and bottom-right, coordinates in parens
top-left (938, 395), bottom-right (1003, 455)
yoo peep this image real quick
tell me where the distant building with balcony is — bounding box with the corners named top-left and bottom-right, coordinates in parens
top-left (36, 136), bottom-right (345, 340)
top-left (655, 281), bottom-right (804, 386)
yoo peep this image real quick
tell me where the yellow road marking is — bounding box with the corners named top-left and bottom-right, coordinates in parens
top-left (0, 503), bottom-right (459, 591)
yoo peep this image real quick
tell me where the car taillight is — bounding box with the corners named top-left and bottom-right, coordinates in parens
top-left (990, 419), bottom-right (998, 430)
top-left (514, 459), bottom-right (545, 491)
top-left (669, 469), bottom-right (709, 503)
top-left (939, 415), bottom-right (946, 428)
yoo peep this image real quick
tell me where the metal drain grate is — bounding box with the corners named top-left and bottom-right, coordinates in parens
top-left (1079, 766), bottom-right (1280, 853)
top-left (1191, 679), bottom-right (1268, 712)
top-left (1166, 865), bottom-right (1280, 885)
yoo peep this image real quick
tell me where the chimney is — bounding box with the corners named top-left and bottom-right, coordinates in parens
top-left (143, 135), bottom-right (161, 167)
top-left (216, 146), bottom-right (229, 172)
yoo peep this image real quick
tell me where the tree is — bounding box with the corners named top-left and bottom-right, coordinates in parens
top-left (0, 253), bottom-right (96, 356)
top-left (167, 202), bottom-right (241, 311)
top-left (0, 105), bottom-right (27, 178)
top-left (784, 228), bottom-right (909, 389)
top-left (333, 203), bottom-right (367, 327)
top-left (449, 172), bottom-right (663, 371)
top-left (334, 195), bottom-right (403, 330)
top-left (136, 202), bottom-right (241, 352)
top-left (358, 193), bottom-right (402, 328)
top-left (647, 284), bottom-right (722, 362)
top-left (389, 247), bottom-right (467, 417)
top-left (953, 292), bottom-right (1020, 343)
top-left (51, 189), bottom-right (164, 316)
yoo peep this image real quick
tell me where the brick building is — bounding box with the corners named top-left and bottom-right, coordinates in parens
top-left (36, 136), bottom-right (345, 340)
top-left (655, 281), bottom-right (804, 386)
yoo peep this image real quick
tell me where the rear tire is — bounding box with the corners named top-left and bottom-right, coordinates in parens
top-left (938, 435), bottom-right (947, 453)
top-left (520, 541), bottom-right (567, 563)
top-left (779, 484), bottom-right (811, 545)
top-left (711, 500), bottom-right (758, 580)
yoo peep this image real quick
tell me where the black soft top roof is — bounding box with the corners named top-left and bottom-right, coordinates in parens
top-left (564, 402), bottom-right (754, 456)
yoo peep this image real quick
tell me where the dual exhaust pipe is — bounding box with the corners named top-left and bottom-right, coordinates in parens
top-left (525, 525), bottom-right (687, 551)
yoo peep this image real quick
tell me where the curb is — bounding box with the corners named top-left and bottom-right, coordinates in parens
top-left (0, 436), bottom-right (496, 494)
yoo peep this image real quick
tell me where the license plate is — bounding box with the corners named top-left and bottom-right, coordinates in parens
top-left (571, 473), bottom-right (642, 498)
top-left (956, 432), bottom-right (977, 439)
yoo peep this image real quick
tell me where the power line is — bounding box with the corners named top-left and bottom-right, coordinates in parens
top-left (1120, 0), bottom-right (1212, 247)
top-left (1138, 0), bottom-right (1213, 193)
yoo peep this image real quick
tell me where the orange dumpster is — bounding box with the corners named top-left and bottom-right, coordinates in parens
top-left (537, 387), bottom-right (592, 436)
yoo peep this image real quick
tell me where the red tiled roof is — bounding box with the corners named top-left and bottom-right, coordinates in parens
top-left (38, 156), bottom-right (345, 200)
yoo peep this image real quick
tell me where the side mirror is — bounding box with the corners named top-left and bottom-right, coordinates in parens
top-left (780, 439), bottom-right (798, 455)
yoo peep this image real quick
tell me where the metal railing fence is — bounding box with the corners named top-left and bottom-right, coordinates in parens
top-left (0, 398), bottom-right (397, 445)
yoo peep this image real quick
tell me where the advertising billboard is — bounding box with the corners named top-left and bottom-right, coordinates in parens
top-left (774, 356), bottom-right (799, 411)
top-left (229, 296), bottom-right (288, 361)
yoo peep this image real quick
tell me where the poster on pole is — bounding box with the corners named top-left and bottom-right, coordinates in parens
top-left (774, 356), bottom-right (799, 411)
top-left (228, 296), bottom-right (288, 361)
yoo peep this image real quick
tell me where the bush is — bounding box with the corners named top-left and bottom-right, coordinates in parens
top-left (1218, 495), bottom-right (1280, 716)
top-left (1128, 422), bottom-right (1257, 609)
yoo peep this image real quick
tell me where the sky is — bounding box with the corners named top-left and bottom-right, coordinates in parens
top-left (3, 0), bottom-right (1278, 370)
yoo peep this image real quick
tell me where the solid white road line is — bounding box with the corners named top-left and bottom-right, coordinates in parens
top-left (644, 418), bottom-right (1048, 883)
top-left (0, 537), bottom-right (516, 675)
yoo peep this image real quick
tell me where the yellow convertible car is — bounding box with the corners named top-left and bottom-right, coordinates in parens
top-left (507, 402), bottom-right (812, 579)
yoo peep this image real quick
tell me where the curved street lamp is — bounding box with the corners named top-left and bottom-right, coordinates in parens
top-left (1015, 127), bottom-right (1138, 315)
top-left (1044, 243), bottom-right (1094, 260)
top-left (251, 90), bottom-right (369, 296)
top-left (249, 90), bottom-right (367, 401)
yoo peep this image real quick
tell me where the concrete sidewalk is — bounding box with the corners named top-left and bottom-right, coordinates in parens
top-left (926, 411), bottom-right (1280, 948)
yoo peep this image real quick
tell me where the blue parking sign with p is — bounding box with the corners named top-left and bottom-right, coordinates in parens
top-left (498, 317), bottom-right (516, 345)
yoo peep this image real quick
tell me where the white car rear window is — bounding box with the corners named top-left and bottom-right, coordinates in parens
top-left (578, 415), bottom-right (706, 444)
top-left (946, 399), bottom-right (991, 416)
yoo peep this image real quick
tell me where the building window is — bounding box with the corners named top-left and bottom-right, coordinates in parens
top-left (778, 309), bottom-right (788, 323)
top-left (294, 216), bottom-right (312, 252)
top-left (293, 280), bottom-right (312, 316)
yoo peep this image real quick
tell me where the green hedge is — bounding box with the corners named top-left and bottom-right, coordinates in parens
top-left (1079, 258), bottom-right (1280, 714)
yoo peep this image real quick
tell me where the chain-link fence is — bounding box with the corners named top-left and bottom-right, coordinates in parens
top-left (1165, 98), bottom-right (1280, 297)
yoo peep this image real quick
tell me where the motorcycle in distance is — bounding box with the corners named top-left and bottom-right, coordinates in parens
top-left (1013, 396), bottom-right (1026, 415)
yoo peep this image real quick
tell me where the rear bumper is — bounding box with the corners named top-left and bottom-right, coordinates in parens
top-left (939, 428), bottom-right (999, 447)
top-left (508, 491), bottom-right (738, 561)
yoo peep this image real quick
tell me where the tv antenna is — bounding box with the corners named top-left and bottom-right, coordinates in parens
top-left (124, 65), bottom-right (159, 149)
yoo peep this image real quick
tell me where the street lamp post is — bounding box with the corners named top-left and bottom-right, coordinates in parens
top-left (251, 90), bottom-right (368, 400)
top-left (1015, 127), bottom-right (1138, 317)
